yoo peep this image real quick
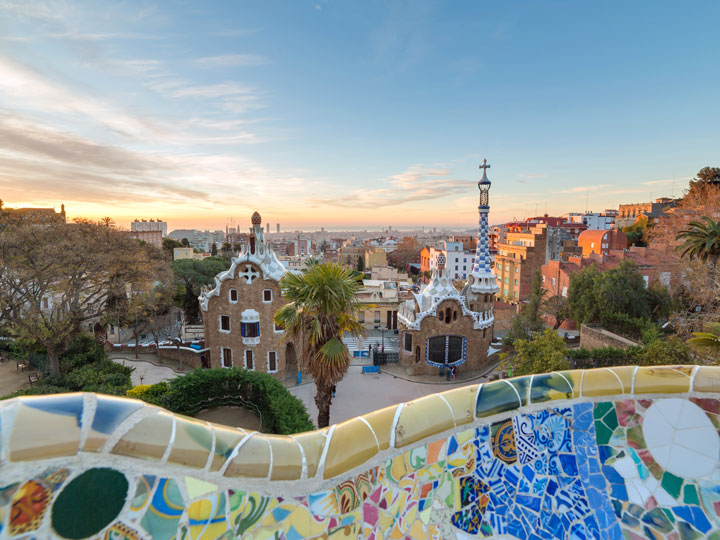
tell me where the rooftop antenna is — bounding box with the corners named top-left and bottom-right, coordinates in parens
top-left (585, 191), bottom-right (589, 213)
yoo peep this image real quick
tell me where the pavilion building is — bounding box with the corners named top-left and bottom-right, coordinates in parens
top-left (397, 160), bottom-right (498, 375)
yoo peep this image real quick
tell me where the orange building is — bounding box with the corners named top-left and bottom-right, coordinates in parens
top-left (578, 229), bottom-right (628, 256)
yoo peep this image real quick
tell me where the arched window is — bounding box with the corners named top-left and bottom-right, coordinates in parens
top-left (453, 310), bottom-right (457, 321)
top-left (445, 307), bottom-right (451, 323)
top-left (415, 346), bottom-right (420, 363)
top-left (426, 335), bottom-right (466, 366)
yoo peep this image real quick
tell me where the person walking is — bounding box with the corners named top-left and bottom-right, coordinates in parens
top-left (332, 385), bottom-right (337, 398)
top-left (451, 366), bottom-right (456, 380)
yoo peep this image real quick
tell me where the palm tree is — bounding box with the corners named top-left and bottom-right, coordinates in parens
top-left (676, 217), bottom-right (720, 267)
top-left (274, 263), bottom-right (364, 428)
top-left (688, 322), bottom-right (720, 359)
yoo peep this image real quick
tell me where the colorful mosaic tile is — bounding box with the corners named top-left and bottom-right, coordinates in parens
top-left (2, 368), bottom-right (720, 538)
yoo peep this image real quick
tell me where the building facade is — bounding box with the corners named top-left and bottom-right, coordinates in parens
top-left (397, 160), bottom-right (497, 376)
top-left (199, 212), bottom-right (299, 378)
top-left (494, 223), bottom-right (548, 303)
top-left (131, 219), bottom-right (167, 237)
top-left (578, 229), bottom-right (628, 256)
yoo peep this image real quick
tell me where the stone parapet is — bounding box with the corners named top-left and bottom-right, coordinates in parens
top-left (2, 365), bottom-right (720, 538)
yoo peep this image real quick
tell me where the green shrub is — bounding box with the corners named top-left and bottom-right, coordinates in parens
top-left (131, 368), bottom-right (314, 435)
top-left (639, 338), bottom-right (694, 366)
top-left (511, 329), bottom-right (570, 377)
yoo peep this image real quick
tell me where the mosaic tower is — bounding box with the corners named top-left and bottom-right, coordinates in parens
top-left (472, 159), bottom-right (492, 274)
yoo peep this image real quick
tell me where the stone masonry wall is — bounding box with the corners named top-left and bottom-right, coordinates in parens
top-left (580, 324), bottom-right (638, 350)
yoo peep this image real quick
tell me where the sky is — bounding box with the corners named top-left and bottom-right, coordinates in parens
top-left (1, 1), bottom-right (719, 231)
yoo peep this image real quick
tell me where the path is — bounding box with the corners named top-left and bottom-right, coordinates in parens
top-left (110, 355), bottom-right (181, 386)
top-left (0, 359), bottom-right (35, 396)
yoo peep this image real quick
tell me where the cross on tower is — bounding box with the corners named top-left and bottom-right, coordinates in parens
top-left (238, 265), bottom-right (260, 284)
top-left (479, 159), bottom-right (490, 173)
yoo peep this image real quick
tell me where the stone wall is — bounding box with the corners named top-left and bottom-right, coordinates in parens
top-left (3, 366), bottom-right (720, 539)
top-left (580, 323), bottom-right (638, 349)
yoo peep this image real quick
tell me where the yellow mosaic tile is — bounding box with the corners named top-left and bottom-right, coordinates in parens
top-left (580, 368), bottom-right (625, 397)
top-left (564, 370), bottom-right (583, 398)
top-left (208, 425), bottom-right (246, 472)
top-left (223, 435), bottom-right (271, 478)
top-left (323, 418), bottom-right (378, 479)
top-left (10, 395), bottom-right (83, 461)
top-left (111, 410), bottom-right (174, 461)
top-left (633, 365), bottom-right (693, 395)
top-left (266, 435), bottom-right (303, 481)
top-left (692, 366), bottom-right (720, 393)
top-left (607, 366), bottom-right (636, 393)
top-left (292, 429), bottom-right (328, 478)
top-left (437, 385), bottom-right (478, 426)
top-left (362, 404), bottom-right (399, 450)
top-left (394, 395), bottom-right (455, 448)
top-left (166, 415), bottom-right (213, 469)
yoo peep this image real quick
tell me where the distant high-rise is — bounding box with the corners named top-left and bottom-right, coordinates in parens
top-left (276, 224), bottom-right (280, 233)
top-left (131, 218), bottom-right (167, 237)
top-left (266, 223), bottom-right (270, 234)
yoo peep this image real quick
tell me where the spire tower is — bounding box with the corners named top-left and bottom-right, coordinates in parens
top-left (472, 159), bottom-right (492, 274)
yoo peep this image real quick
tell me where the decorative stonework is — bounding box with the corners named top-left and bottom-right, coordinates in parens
top-left (3, 366), bottom-right (720, 538)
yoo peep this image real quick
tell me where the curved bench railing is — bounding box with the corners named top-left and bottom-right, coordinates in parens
top-left (1, 365), bottom-right (720, 538)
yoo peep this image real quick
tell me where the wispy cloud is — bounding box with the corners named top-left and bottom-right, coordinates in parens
top-left (558, 184), bottom-right (610, 194)
top-left (519, 173), bottom-right (546, 179)
top-left (642, 176), bottom-right (691, 186)
top-left (194, 54), bottom-right (269, 68)
top-left (308, 164), bottom-right (473, 208)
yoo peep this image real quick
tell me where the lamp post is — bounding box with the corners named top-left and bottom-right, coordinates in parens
top-left (374, 325), bottom-right (387, 352)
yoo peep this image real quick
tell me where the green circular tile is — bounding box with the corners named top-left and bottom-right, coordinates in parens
top-left (51, 467), bottom-right (128, 539)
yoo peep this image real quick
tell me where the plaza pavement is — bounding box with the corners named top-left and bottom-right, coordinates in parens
top-left (288, 362), bottom-right (500, 426)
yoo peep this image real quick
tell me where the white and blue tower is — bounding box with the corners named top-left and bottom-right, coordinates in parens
top-left (467, 159), bottom-right (499, 297)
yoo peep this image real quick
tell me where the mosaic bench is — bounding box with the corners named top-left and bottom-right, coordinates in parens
top-left (1, 365), bottom-right (720, 539)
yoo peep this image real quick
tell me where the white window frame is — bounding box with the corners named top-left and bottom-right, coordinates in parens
top-left (228, 288), bottom-right (238, 304)
top-left (219, 315), bottom-right (231, 334)
top-left (273, 321), bottom-right (285, 334)
top-left (262, 289), bottom-right (273, 303)
top-left (244, 349), bottom-right (255, 371)
top-left (267, 351), bottom-right (278, 374)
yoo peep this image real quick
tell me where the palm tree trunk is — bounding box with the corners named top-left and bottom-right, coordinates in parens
top-left (315, 380), bottom-right (333, 428)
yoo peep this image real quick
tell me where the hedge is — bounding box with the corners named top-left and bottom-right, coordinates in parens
top-left (128, 368), bottom-right (314, 435)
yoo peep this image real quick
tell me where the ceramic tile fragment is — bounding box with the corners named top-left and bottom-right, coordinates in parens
top-left (633, 366), bottom-right (692, 395)
top-left (208, 424), bottom-right (246, 472)
top-left (581, 368), bottom-right (624, 397)
top-left (10, 394), bottom-right (84, 461)
top-left (84, 395), bottom-right (144, 452)
top-left (111, 410), bottom-right (174, 461)
top-left (266, 435), bottom-right (303, 481)
top-left (362, 405), bottom-right (398, 450)
top-left (223, 435), bottom-right (271, 478)
top-left (323, 418), bottom-right (378, 479)
top-left (437, 385), bottom-right (478, 426)
top-left (394, 394), bottom-right (455, 447)
top-left (292, 429), bottom-right (328, 478)
top-left (166, 415), bottom-right (213, 469)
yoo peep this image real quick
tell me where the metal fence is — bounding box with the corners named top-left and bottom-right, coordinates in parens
top-left (373, 351), bottom-right (399, 365)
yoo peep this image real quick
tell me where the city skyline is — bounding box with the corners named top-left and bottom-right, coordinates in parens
top-left (1, 1), bottom-right (718, 228)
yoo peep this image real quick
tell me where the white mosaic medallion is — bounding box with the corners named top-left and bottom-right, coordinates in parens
top-left (642, 398), bottom-right (720, 479)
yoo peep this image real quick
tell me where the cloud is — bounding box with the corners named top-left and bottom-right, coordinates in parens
top-left (194, 54), bottom-right (269, 68)
top-left (642, 177), bottom-right (691, 186)
top-left (519, 173), bottom-right (546, 179)
top-left (558, 184), bottom-right (610, 194)
top-left (163, 81), bottom-right (257, 99)
top-left (308, 164), bottom-right (474, 208)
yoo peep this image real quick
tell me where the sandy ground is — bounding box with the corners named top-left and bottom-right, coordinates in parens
top-left (195, 406), bottom-right (261, 431)
top-left (289, 365), bottom-right (497, 426)
top-left (111, 355), bottom-right (180, 386)
top-left (0, 358), bottom-right (35, 396)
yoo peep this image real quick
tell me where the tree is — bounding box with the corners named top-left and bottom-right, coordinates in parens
top-left (181, 238), bottom-right (190, 247)
top-left (274, 263), bottom-right (364, 428)
top-left (221, 242), bottom-right (233, 259)
top-left (622, 215), bottom-right (648, 247)
top-left (688, 322), bottom-right (720, 360)
top-left (639, 337), bottom-right (693, 366)
top-left (162, 237), bottom-right (183, 260)
top-left (543, 294), bottom-right (569, 330)
top-left (676, 217), bottom-right (720, 267)
top-left (171, 257), bottom-right (230, 324)
top-left (689, 167), bottom-right (720, 194)
top-left (0, 217), bottom-right (167, 376)
top-left (356, 255), bottom-right (365, 272)
top-left (511, 329), bottom-right (570, 376)
top-left (506, 271), bottom-right (545, 343)
top-left (211, 242), bottom-right (218, 257)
